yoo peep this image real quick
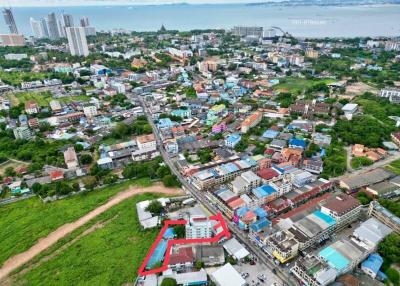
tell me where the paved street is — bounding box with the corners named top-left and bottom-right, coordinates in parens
top-left (135, 95), bottom-right (298, 286)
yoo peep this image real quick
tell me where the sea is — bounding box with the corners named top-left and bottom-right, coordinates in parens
top-left (2, 4), bottom-right (400, 38)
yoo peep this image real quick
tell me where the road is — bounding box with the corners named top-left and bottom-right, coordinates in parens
top-left (337, 149), bottom-right (400, 180)
top-left (136, 95), bottom-right (297, 286)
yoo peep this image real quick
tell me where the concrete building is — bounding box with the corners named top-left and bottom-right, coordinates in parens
top-left (0, 34), bottom-right (25, 47)
top-left (83, 105), bottom-right (97, 118)
top-left (342, 103), bottom-right (358, 120)
top-left (320, 194), bottom-right (361, 227)
top-left (225, 133), bottom-right (241, 148)
top-left (211, 263), bottom-right (246, 286)
top-left (47, 13), bottom-right (60, 40)
top-left (368, 201), bottom-right (400, 234)
top-left (66, 27), bottom-right (89, 57)
top-left (241, 111), bottom-right (263, 133)
top-left (229, 170), bottom-right (262, 195)
top-left (379, 88), bottom-right (400, 104)
top-left (13, 126), bottom-right (33, 140)
top-left (233, 26), bottom-right (263, 37)
top-left (185, 217), bottom-right (213, 239)
top-left (3, 8), bottom-right (18, 34)
top-left (361, 253), bottom-right (384, 279)
top-left (30, 17), bottom-right (46, 39)
top-left (63, 147), bottom-right (79, 169)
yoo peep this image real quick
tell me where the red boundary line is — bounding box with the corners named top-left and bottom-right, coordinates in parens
top-left (138, 212), bottom-right (231, 276)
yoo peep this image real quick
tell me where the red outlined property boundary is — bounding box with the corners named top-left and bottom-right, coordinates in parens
top-left (138, 212), bottom-right (231, 276)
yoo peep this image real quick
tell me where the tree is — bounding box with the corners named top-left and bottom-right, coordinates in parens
top-left (387, 268), bottom-right (400, 285)
top-left (160, 278), bottom-right (177, 286)
top-left (378, 233), bottom-right (400, 264)
top-left (162, 174), bottom-right (180, 188)
top-left (83, 176), bottom-right (97, 190)
top-left (356, 192), bottom-right (372, 205)
top-left (146, 200), bottom-right (163, 215)
top-left (195, 260), bottom-right (204, 270)
top-left (80, 154), bottom-right (93, 165)
top-left (4, 167), bottom-right (16, 177)
top-left (173, 225), bottom-right (185, 239)
top-left (103, 174), bottom-right (118, 184)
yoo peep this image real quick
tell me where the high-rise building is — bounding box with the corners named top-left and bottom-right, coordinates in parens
top-left (66, 27), bottom-right (89, 57)
top-left (58, 19), bottom-right (66, 38)
top-left (30, 17), bottom-right (45, 39)
top-left (233, 26), bottom-right (263, 37)
top-left (3, 8), bottom-right (18, 34)
top-left (41, 18), bottom-right (50, 38)
top-left (83, 26), bottom-right (96, 37)
top-left (80, 17), bottom-right (90, 27)
top-left (62, 13), bottom-right (74, 28)
top-left (47, 13), bottom-right (60, 40)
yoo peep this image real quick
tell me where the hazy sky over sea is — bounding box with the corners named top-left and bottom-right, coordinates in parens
top-left (0, 0), bottom-right (275, 6)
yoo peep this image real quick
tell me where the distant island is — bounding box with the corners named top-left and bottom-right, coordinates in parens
top-left (246, 0), bottom-right (400, 7)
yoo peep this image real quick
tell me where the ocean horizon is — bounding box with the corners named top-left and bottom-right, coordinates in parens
top-left (2, 3), bottom-right (400, 38)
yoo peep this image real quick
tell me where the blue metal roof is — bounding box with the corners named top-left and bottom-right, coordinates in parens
top-left (252, 185), bottom-right (277, 199)
top-left (362, 253), bottom-right (383, 274)
top-left (254, 207), bottom-right (267, 218)
top-left (289, 138), bottom-right (307, 148)
top-left (236, 207), bottom-right (250, 217)
top-left (250, 218), bottom-right (271, 233)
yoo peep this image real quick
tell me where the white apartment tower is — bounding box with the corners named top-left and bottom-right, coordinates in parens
top-left (66, 27), bottom-right (89, 57)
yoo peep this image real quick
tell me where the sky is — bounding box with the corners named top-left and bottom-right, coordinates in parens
top-left (0, 0), bottom-right (274, 6)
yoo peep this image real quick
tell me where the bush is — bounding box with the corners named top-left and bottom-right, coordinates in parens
top-left (160, 278), bottom-right (177, 286)
top-left (386, 268), bottom-right (399, 285)
top-left (146, 200), bottom-right (163, 215)
top-left (351, 156), bottom-right (373, 169)
top-left (80, 154), bottom-right (93, 165)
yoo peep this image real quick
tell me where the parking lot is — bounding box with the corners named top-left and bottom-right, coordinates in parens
top-left (234, 261), bottom-right (283, 286)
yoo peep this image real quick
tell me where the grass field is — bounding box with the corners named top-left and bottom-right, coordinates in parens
top-left (13, 193), bottom-right (160, 286)
top-left (0, 178), bottom-right (151, 267)
top-left (8, 91), bottom-right (90, 107)
top-left (0, 160), bottom-right (28, 176)
top-left (273, 77), bottom-right (334, 94)
top-left (386, 159), bottom-right (400, 175)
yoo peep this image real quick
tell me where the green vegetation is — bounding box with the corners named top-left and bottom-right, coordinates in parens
top-left (196, 148), bottom-right (213, 164)
top-left (273, 77), bottom-right (334, 94)
top-left (333, 115), bottom-right (390, 147)
top-left (378, 233), bottom-right (400, 285)
top-left (173, 224), bottom-right (185, 239)
top-left (123, 157), bottom-right (181, 188)
top-left (356, 192), bottom-right (372, 205)
top-left (378, 199), bottom-right (400, 218)
top-left (386, 159), bottom-right (400, 175)
top-left (0, 179), bottom-right (152, 266)
top-left (161, 278), bottom-right (178, 286)
top-left (0, 135), bottom-right (68, 170)
top-left (110, 116), bottom-right (152, 140)
top-left (350, 157), bottom-right (373, 169)
top-left (0, 71), bottom-right (46, 86)
top-left (8, 91), bottom-right (90, 107)
top-left (14, 193), bottom-right (162, 286)
top-left (356, 93), bottom-right (400, 128)
top-left (321, 142), bottom-right (347, 178)
top-left (146, 200), bottom-right (163, 215)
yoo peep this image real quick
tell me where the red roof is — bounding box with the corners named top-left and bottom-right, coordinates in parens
top-left (50, 170), bottom-right (64, 181)
top-left (264, 148), bottom-right (275, 155)
top-left (257, 168), bottom-right (280, 180)
top-left (169, 247), bottom-right (194, 265)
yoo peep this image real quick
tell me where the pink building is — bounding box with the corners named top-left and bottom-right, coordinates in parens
top-left (212, 122), bottom-right (227, 134)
